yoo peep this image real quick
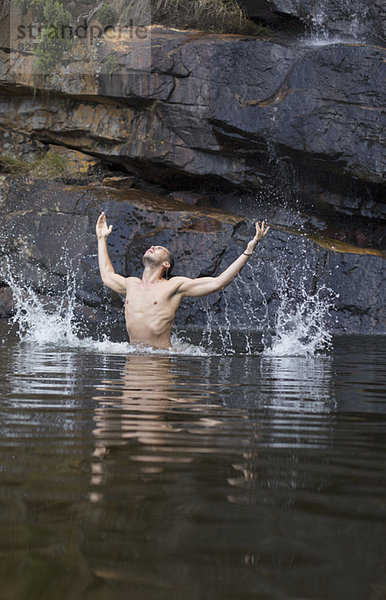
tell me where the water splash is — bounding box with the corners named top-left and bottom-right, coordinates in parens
top-left (305, 36), bottom-right (347, 48)
top-left (2, 251), bottom-right (334, 358)
top-left (305, 0), bottom-right (369, 46)
top-left (2, 262), bottom-right (209, 356)
top-left (201, 301), bottom-right (215, 352)
top-left (232, 265), bottom-right (270, 355)
top-left (218, 292), bottom-right (235, 355)
top-left (263, 284), bottom-right (334, 357)
top-left (5, 264), bottom-right (79, 346)
top-left (304, 6), bottom-right (346, 47)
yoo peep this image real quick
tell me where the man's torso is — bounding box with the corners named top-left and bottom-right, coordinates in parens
top-left (124, 277), bottom-right (183, 349)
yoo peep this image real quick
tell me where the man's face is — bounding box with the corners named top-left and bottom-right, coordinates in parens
top-left (143, 245), bottom-right (170, 266)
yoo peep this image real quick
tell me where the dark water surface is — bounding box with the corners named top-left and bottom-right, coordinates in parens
top-left (0, 321), bottom-right (385, 600)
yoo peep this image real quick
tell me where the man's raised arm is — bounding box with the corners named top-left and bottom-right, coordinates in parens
top-left (96, 212), bottom-right (127, 294)
top-left (177, 222), bottom-right (270, 298)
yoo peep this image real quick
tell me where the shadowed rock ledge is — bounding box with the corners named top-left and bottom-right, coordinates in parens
top-left (0, 26), bottom-right (384, 191)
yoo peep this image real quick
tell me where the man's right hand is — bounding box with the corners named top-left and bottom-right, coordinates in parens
top-left (246, 221), bottom-right (270, 253)
top-left (96, 212), bottom-right (113, 239)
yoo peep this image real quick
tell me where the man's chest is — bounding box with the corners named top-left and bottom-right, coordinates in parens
top-left (125, 283), bottom-right (174, 312)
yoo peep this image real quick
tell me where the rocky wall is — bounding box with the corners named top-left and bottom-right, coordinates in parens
top-left (1, 28), bottom-right (384, 189)
top-left (240, 1), bottom-right (386, 43)
top-left (0, 27), bottom-right (384, 249)
top-left (0, 178), bottom-right (384, 334)
top-left (0, 10), bottom-right (384, 335)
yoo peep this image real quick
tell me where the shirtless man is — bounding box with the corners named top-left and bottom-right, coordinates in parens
top-left (96, 212), bottom-right (270, 349)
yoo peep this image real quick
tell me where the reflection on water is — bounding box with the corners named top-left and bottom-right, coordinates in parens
top-left (0, 323), bottom-right (385, 600)
top-left (91, 355), bottom-right (224, 502)
top-left (260, 355), bottom-right (335, 409)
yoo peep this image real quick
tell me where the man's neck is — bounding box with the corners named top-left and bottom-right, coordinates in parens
top-left (141, 265), bottom-right (165, 284)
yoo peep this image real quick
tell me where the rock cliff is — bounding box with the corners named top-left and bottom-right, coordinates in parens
top-left (0, 5), bottom-right (384, 336)
top-left (1, 24), bottom-right (384, 240)
top-left (1, 27), bottom-right (384, 190)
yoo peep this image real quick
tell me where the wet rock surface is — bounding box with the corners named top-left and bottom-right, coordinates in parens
top-left (0, 178), bottom-right (384, 334)
top-left (0, 285), bottom-right (13, 317)
top-left (0, 15), bottom-right (384, 334)
top-left (0, 27), bottom-right (384, 205)
top-left (240, 0), bottom-right (386, 43)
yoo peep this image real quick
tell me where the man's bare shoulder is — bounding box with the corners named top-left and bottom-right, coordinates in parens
top-left (125, 276), bottom-right (141, 289)
top-left (170, 276), bottom-right (192, 283)
top-left (168, 276), bottom-right (192, 291)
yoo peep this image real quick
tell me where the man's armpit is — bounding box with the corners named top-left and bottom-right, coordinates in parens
top-left (172, 276), bottom-right (193, 295)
